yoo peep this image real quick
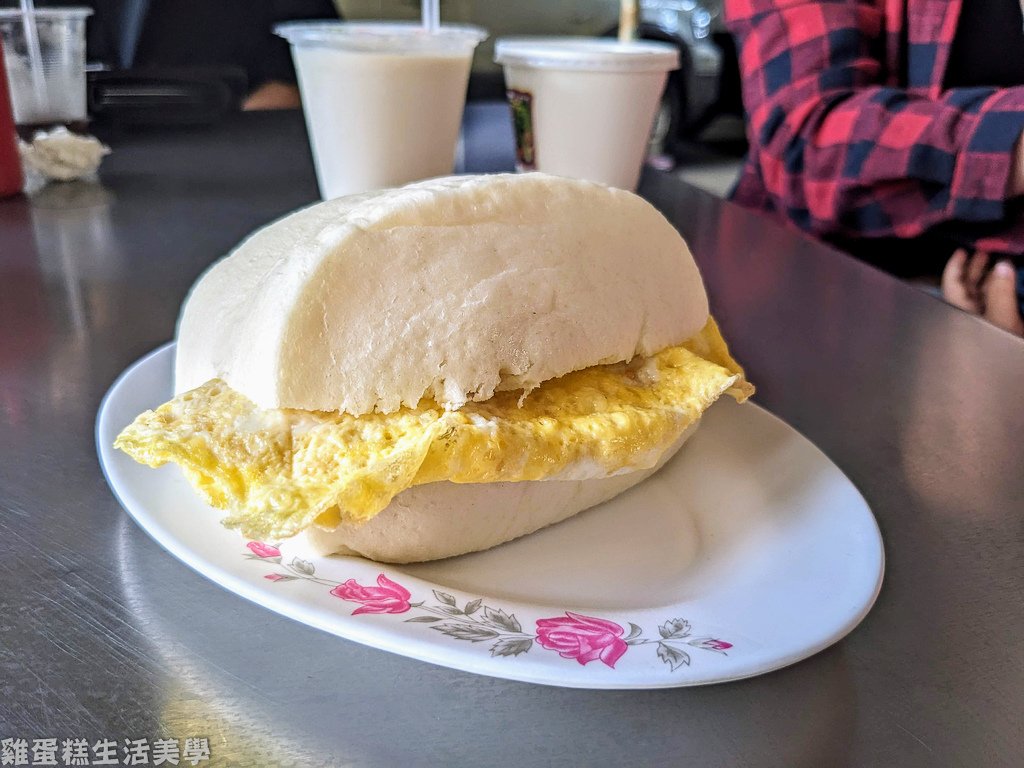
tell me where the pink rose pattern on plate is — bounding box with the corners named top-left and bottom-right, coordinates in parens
top-left (535, 612), bottom-right (628, 668)
top-left (246, 541), bottom-right (281, 559)
top-left (247, 543), bottom-right (732, 672)
top-left (330, 574), bottom-right (413, 615)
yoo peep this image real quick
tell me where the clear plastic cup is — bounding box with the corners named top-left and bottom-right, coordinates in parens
top-left (495, 37), bottom-right (679, 191)
top-left (276, 21), bottom-right (487, 199)
top-left (0, 7), bottom-right (92, 128)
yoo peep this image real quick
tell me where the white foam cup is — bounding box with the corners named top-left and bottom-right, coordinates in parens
top-left (495, 37), bottom-right (679, 190)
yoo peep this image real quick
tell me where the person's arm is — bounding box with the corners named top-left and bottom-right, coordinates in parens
top-left (726, 0), bottom-right (1024, 240)
top-left (243, 81), bottom-right (301, 110)
top-left (1009, 135), bottom-right (1024, 197)
top-left (245, 0), bottom-right (338, 97)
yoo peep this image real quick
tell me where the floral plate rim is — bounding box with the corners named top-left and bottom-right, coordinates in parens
top-left (96, 343), bottom-right (885, 689)
top-left (244, 540), bottom-right (733, 673)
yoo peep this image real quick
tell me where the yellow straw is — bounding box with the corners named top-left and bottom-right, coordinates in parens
top-left (618, 0), bottom-right (638, 43)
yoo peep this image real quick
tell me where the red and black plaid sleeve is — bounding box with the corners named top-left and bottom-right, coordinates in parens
top-left (726, 0), bottom-right (1024, 250)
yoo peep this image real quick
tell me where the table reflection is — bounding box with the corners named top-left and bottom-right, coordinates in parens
top-left (28, 181), bottom-right (124, 337)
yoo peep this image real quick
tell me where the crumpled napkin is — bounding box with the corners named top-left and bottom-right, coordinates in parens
top-left (19, 126), bottom-right (110, 182)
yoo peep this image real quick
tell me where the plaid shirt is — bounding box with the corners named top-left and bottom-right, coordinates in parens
top-left (726, 0), bottom-right (1024, 254)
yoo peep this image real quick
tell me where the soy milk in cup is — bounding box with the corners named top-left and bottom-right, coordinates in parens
top-left (495, 38), bottom-right (678, 190)
top-left (277, 22), bottom-right (486, 199)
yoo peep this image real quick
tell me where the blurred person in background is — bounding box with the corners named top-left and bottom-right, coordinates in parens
top-left (82, 0), bottom-right (338, 109)
top-left (725, 0), bottom-right (1024, 336)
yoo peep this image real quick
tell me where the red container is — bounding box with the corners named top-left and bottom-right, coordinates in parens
top-left (0, 38), bottom-right (24, 197)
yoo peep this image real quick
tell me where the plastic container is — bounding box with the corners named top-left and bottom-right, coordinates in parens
top-left (0, 36), bottom-right (24, 196)
top-left (0, 7), bottom-right (92, 128)
top-left (495, 37), bottom-right (678, 190)
top-left (276, 21), bottom-right (487, 199)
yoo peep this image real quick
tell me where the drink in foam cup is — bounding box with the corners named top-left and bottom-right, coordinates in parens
top-left (277, 22), bottom-right (486, 199)
top-left (495, 37), bottom-right (678, 191)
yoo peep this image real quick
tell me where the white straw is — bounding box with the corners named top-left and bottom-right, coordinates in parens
top-left (20, 0), bottom-right (48, 115)
top-left (421, 0), bottom-right (439, 34)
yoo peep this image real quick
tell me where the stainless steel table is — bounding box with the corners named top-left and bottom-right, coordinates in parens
top-left (2, 112), bottom-right (1023, 767)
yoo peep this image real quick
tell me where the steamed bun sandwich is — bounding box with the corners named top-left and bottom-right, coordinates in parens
top-left (115, 173), bottom-right (753, 563)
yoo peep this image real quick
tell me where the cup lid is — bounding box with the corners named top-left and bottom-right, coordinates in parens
top-left (0, 7), bottom-right (93, 19)
top-left (495, 37), bottom-right (679, 73)
top-left (276, 21), bottom-right (487, 54)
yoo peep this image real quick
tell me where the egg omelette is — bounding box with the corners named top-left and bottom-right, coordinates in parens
top-left (115, 318), bottom-right (752, 542)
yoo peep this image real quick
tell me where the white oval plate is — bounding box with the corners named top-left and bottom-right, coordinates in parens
top-left (97, 344), bottom-right (883, 689)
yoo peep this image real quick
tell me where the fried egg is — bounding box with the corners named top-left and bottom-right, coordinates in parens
top-left (115, 318), bottom-right (752, 541)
